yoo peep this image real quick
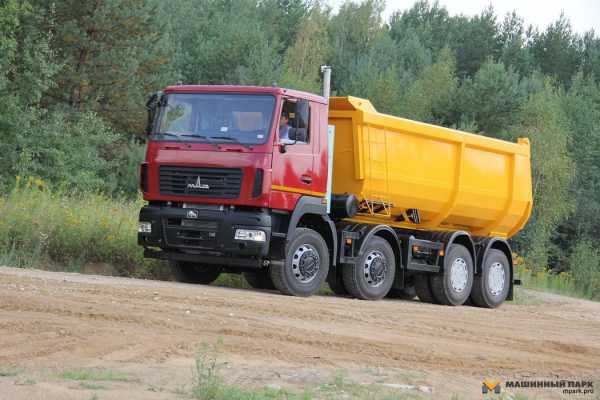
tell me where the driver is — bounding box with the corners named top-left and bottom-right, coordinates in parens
top-left (279, 111), bottom-right (293, 143)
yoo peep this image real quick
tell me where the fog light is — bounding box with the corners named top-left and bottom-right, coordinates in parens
top-left (234, 229), bottom-right (266, 242)
top-left (138, 221), bottom-right (152, 233)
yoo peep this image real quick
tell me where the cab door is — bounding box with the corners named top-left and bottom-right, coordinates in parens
top-left (270, 98), bottom-right (318, 209)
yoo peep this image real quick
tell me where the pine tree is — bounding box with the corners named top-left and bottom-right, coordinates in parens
top-left (33, 0), bottom-right (172, 134)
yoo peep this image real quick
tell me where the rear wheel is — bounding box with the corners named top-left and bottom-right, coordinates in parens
top-left (342, 237), bottom-right (395, 300)
top-left (387, 286), bottom-right (417, 300)
top-left (430, 244), bottom-right (474, 306)
top-left (470, 249), bottom-right (510, 308)
top-left (270, 228), bottom-right (329, 297)
top-left (414, 275), bottom-right (437, 303)
top-left (327, 272), bottom-right (350, 296)
top-left (170, 261), bottom-right (222, 284)
top-left (243, 270), bottom-right (276, 290)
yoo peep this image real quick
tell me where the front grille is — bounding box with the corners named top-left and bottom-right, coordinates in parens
top-left (159, 165), bottom-right (242, 198)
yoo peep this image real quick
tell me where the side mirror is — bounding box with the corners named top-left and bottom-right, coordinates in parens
top-left (145, 91), bottom-right (163, 135)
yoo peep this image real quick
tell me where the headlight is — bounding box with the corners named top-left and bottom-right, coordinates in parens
top-left (234, 229), bottom-right (266, 242)
top-left (138, 221), bottom-right (152, 233)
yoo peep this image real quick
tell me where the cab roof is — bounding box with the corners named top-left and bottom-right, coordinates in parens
top-left (164, 85), bottom-right (327, 105)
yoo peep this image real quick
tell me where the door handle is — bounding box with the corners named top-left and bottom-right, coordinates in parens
top-left (301, 175), bottom-right (312, 184)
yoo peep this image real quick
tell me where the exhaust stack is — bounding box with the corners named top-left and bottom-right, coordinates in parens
top-left (320, 65), bottom-right (331, 102)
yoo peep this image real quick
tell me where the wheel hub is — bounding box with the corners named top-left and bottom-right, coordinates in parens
top-left (291, 244), bottom-right (320, 283)
top-left (488, 262), bottom-right (505, 296)
top-left (364, 251), bottom-right (387, 287)
top-left (450, 257), bottom-right (468, 293)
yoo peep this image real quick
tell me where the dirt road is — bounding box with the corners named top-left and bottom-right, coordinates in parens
top-left (0, 266), bottom-right (599, 399)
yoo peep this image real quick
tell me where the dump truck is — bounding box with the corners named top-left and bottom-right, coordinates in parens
top-left (138, 67), bottom-right (532, 307)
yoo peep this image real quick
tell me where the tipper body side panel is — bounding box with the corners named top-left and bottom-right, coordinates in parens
top-left (328, 96), bottom-right (532, 239)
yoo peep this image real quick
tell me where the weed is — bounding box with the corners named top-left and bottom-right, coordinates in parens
top-left (515, 262), bottom-right (598, 301)
top-left (0, 186), bottom-right (164, 278)
top-left (511, 287), bottom-right (542, 306)
top-left (191, 339), bottom-right (309, 400)
top-left (79, 382), bottom-right (108, 390)
top-left (59, 369), bottom-right (134, 382)
top-left (0, 366), bottom-right (22, 377)
top-left (14, 378), bottom-right (36, 386)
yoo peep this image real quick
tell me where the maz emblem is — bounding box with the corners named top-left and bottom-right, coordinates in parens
top-left (187, 176), bottom-right (210, 190)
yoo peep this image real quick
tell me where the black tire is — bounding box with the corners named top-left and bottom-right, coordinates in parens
top-left (414, 275), bottom-right (437, 303)
top-left (243, 270), bottom-right (276, 290)
top-left (327, 273), bottom-right (350, 296)
top-left (170, 261), bottom-right (222, 284)
top-left (387, 286), bottom-right (417, 300)
top-left (270, 228), bottom-right (329, 297)
top-left (430, 244), bottom-right (474, 306)
top-left (470, 249), bottom-right (510, 308)
top-left (342, 237), bottom-right (396, 300)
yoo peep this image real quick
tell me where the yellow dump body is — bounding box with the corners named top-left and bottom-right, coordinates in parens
top-left (329, 96), bottom-right (532, 239)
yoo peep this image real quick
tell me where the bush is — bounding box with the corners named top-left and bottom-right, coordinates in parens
top-left (0, 184), bottom-right (162, 277)
top-left (569, 240), bottom-right (600, 299)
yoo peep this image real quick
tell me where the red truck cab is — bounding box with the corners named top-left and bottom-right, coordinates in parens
top-left (138, 85), bottom-right (336, 295)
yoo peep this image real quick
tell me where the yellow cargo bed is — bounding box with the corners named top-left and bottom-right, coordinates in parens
top-left (328, 96), bottom-right (532, 239)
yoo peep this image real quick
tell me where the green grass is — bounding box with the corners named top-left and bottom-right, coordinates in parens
top-left (0, 185), bottom-right (166, 278)
top-left (59, 369), bottom-right (134, 382)
top-left (0, 366), bottom-right (22, 377)
top-left (516, 267), bottom-right (584, 299)
top-left (191, 341), bottom-right (433, 400)
top-left (79, 382), bottom-right (108, 390)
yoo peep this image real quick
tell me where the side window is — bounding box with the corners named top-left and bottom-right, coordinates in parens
top-left (281, 99), bottom-right (310, 144)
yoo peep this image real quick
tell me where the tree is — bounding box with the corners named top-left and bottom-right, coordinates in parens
top-left (167, 0), bottom-right (282, 86)
top-left (257, 0), bottom-right (311, 50)
top-left (402, 47), bottom-right (457, 124)
top-left (33, 0), bottom-right (173, 134)
top-left (510, 80), bottom-right (574, 270)
top-left (530, 14), bottom-right (581, 85)
top-left (581, 30), bottom-right (600, 80)
top-left (280, 2), bottom-right (331, 93)
top-left (498, 11), bottom-right (533, 77)
top-left (389, 0), bottom-right (451, 56)
top-left (328, 0), bottom-right (385, 93)
top-left (449, 6), bottom-right (502, 78)
top-left (458, 59), bottom-right (524, 136)
top-left (560, 73), bottom-right (600, 246)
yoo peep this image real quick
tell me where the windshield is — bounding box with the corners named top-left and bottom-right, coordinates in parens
top-left (153, 93), bottom-right (276, 145)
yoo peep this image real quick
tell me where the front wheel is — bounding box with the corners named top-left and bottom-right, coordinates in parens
top-left (243, 270), bottom-right (276, 290)
top-left (270, 228), bottom-right (329, 297)
top-left (430, 244), bottom-right (474, 306)
top-left (170, 261), bottom-right (222, 284)
top-left (470, 249), bottom-right (510, 308)
top-left (343, 237), bottom-right (395, 300)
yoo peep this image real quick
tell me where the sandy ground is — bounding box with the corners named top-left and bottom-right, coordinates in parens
top-left (0, 266), bottom-right (599, 400)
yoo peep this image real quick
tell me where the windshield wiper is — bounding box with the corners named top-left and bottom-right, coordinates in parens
top-left (157, 132), bottom-right (220, 148)
top-left (155, 132), bottom-right (181, 140)
top-left (209, 135), bottom-right (252, 149)
top-left (182, 134), bottom-right (221, 148)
